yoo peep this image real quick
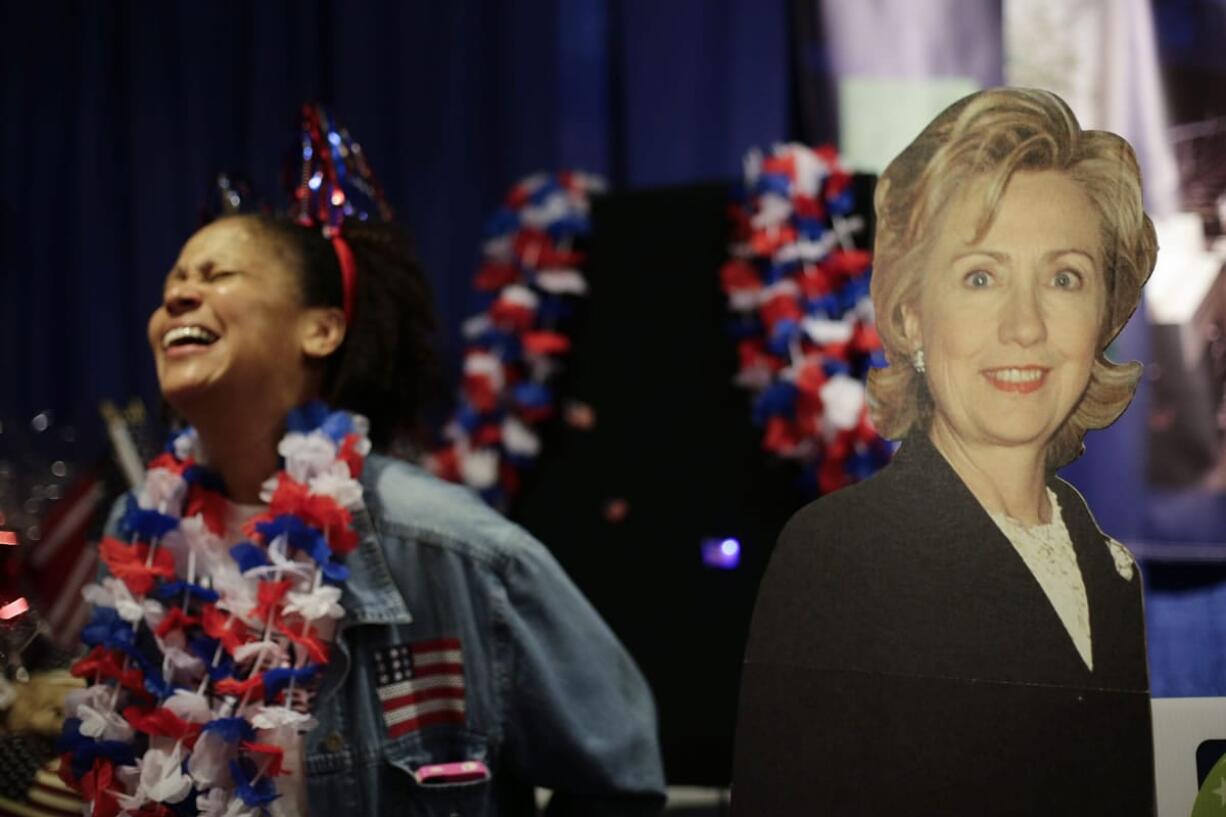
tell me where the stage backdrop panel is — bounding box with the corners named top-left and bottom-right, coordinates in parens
top-left (511, 178), bottom-right (875, 784)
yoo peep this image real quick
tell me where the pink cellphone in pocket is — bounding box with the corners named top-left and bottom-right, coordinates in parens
top-left (413, 760), bottom-right (491, 786)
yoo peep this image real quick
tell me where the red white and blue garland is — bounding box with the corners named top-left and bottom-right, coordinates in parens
top-left (429, 171), bottom-right (604, 508)
top-left (57, 402), bottom-right (369, 817)
top-left (723, 144), bottom-right (891, 495)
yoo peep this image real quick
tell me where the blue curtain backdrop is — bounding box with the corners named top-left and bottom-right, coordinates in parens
top-left (0, 0), bottom-right (792, 437)
top-left (2, 0), bottom-right (1223, 698)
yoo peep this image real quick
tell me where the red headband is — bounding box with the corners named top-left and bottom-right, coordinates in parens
top-left (293, 104), bottom-right (387, 327)
top-left (331, 234), bottom-right (357, 325)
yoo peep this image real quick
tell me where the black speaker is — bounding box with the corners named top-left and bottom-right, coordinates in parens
top-left (512, 177), bottom-right (874, 785)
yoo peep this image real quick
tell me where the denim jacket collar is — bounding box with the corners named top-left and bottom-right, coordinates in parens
top-left (312, 473), bottom-right (413, 707)
top-left (339, 472), bottom-right (413, 626)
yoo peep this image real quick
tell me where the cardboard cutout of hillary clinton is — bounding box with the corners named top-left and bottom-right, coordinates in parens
top-left (732, 87), bottom-right (1157, 816)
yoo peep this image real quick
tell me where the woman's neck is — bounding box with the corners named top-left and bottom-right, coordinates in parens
top-left (190, 413), bottom-right (284, 504)
top-left (927, 420), bottom-right (1051, 526)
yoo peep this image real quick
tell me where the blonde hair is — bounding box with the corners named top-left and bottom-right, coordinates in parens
top-left (866, 87), bottom-right (1157, 468)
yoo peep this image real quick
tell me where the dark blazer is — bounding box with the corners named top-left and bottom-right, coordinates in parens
top-left (731, 432), bottom-right (1155, 816)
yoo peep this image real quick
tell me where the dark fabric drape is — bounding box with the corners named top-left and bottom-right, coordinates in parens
top-left (3, 0), bottom-right (1222, 705)
top-left (0, 0), bottom-right (791, 441)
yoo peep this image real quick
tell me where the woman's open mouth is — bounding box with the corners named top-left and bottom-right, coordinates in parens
top-left (982, 366), bottom-right (1048, 394)
top-left (162, 325), bottom-right (220, 356)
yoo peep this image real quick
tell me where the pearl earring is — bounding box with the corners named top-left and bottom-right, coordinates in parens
top-left (912, 349), bottom-right (926, 373)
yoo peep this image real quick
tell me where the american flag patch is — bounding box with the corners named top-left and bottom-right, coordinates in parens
top-left (373, 638), bottom-right (467, 738)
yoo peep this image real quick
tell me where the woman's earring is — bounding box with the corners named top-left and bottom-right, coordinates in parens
top-left (912, 348), bottom-right (926, 373)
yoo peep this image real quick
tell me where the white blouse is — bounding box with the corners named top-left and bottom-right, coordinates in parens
top-left (988, 487), bottom-right (1136, 672)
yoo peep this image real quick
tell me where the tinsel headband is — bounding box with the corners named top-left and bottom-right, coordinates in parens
top-left (328, 231), bottom-right (358, 325)
top-left (290, 104), bottom-right (394, 327)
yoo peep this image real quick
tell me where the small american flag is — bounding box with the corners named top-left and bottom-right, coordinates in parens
top-left (374, 637), bottom-right (467, 738)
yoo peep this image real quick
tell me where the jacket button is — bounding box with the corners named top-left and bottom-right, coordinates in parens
top-left (324, 732), bottom-right (345, 752)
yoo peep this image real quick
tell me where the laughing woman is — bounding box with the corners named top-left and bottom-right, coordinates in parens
top-left (59, 122), bottom-right (665, 816)
top-left (732, 88), bottom-right (1157, 815)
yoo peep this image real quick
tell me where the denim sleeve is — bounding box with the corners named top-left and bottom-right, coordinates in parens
top-left (104, 493), bottom-right (127, 535)
top-left (495, 530), bottom-right (666, 816)
top-left (94, 494), bottom-right (129, 579)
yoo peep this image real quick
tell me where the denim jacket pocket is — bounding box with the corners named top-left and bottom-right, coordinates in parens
top-left (304, 752), bottom-right (360, 816)
top-left (384, 729), bottom-right (494, 817)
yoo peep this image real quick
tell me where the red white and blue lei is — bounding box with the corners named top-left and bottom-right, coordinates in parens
top-left (723, 143), bottom-right (891, 495)
top-left (429, 171), bottom-right (604, 508)
top-left (57, 403), bottom-right (370, 817)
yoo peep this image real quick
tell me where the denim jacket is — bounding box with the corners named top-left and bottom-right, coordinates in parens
top-left (300, 455), bottom-right (666, 816)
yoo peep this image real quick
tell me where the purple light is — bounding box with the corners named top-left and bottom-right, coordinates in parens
top-left (701, 537), bottom-right (742, 570)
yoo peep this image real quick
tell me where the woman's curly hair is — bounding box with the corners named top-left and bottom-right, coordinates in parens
top-left (245, 214), bottom-right (440, 448)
